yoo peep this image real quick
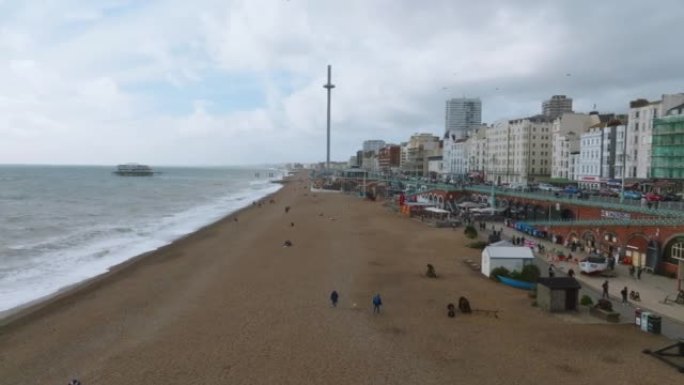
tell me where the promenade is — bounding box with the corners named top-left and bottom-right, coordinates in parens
top-left (485, 222), bottom-right (684, 340)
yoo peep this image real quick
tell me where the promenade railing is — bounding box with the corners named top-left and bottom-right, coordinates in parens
top-left (368, 175), bottom-right (684, 219)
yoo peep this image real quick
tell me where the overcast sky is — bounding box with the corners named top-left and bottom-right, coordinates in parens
top-left (1, 0), bottom-right (683, 166)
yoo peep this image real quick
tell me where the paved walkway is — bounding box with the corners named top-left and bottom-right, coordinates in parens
top-left (481, 222), bottom-right (684, 340)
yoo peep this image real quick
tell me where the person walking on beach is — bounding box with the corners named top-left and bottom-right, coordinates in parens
top-left (567, 268), bottom-right (575, 278)
top-left (548, 265), bottom-right (555, 278)
top-left (637, 266), bottom-right (643, 280)
top-left (330, 290), bottom-right (339, 307)
top-left (372, 294), bottom-right (383, 314)
top-left (621, 286), bottom-right (628, 304)
top-left (602, 280), bottom-right (609, 299)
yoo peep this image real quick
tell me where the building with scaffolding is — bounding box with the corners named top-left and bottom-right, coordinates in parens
top-left (652, 103), bottom-right (684, 180)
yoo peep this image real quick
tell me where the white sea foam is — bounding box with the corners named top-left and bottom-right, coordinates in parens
top-left (0, 178), bottom-right (282, 314)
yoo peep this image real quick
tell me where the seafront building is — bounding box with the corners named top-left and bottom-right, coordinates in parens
top-left (575, 119), bottom-right (626, 190)
top-left (651, 103), bottom-right (684, 179)
top-left (485, 116), bottom-right (553, 184)
top-left (445, 97), bottom-right (482, 139)
top-left (466, 126), bottom-right (488, 180)
top-left (625, 94), bottom-right (684, 179)
top-left (551, 112), bottom-right (601, 181)
top-left (378, 145), bottom-right (401, 174)
top-left (400, 133), bottom-right (441, 176)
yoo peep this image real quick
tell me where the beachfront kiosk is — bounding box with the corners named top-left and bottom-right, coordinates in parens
top-left (480, 246), bottom-right (535, 277)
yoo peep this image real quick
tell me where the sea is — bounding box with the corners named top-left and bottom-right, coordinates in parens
top-left (0, 165), bottom-right (284, 314)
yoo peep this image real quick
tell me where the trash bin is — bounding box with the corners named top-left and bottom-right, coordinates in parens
top-left (635, 308), bottom-right (642, 326)
top-left (640, 312), bottom-right (651, 332)
top-left (647, 314), bottom-right (662, 335)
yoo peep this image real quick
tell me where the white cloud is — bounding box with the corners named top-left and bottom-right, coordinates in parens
top-left (0, 0), bottom-right (683, 165)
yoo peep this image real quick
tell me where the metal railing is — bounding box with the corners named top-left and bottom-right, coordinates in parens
top-left (523, 218), bottom-right (684, 227)
top-left (367, 174), bottom-right (684, 218)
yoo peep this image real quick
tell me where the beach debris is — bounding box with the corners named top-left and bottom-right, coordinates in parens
top-left (68, 379), bottom-right (82, 385)
top-left (447, 303), bottom-right (456, 318)
top-left (233, 217), bottom-right (238, 223)
top-left (319, 212), bottom-right (324, 217)
top-left (330, 290), bottom-right (339, 307)
top-left (290, 222), bottom-right (295, 227)
top-left (458, 296), bottom-right (472, 314)
top-left (269, 199), bottom-right (275, 204)
top-left (426, 264), bottom-right (437, 278)
top-left (643, 338), bottom-right (684, 373)
top-left (282, 240), bottom-right (293, 248)
top-left (285, 206), bottom-right (291, 213)
top-left (372, 294), bottom-right (383, 314)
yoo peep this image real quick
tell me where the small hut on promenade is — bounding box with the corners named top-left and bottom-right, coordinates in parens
top-left (536, 277), bottom-right (581, 312)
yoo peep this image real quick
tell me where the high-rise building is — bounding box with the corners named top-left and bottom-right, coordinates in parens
top-left (542, 95), bottom-right (573, 119)
top-left (445, 97), bottom-right (482, 138)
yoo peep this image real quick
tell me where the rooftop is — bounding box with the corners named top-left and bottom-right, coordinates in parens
top-left (483, 246), bottom-right (535, 259)
top-left (537, 277), bottom-right (581, 290)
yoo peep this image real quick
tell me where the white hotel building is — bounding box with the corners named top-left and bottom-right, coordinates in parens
top-left (485, 116), bottom-right (553, 184)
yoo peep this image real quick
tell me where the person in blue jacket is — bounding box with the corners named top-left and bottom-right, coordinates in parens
top-left (372, 294), bottom-right (383, 313)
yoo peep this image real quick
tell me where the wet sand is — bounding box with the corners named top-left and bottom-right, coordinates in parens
top-left (0, 175), bottom-right (680, 384)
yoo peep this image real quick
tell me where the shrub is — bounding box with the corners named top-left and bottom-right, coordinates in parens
top-left (509, 270), bottom-right (523, 280)
top-left (464, 225), bottom-right (478, 239)
top-left (490, 266), bottom-right (511, 281)
top-left (580, 295), bottom-right (593, 306)
top-left (595, 299), bottom-right (613, 312)
top-left (519, 264), bottom-right (541, 283)
top-left (467, 241), bottom-right (488, 249)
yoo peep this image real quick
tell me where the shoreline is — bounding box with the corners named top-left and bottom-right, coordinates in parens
top-left (0, 180), bottom-right (287, 329)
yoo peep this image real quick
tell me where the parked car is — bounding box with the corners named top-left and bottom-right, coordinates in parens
top-left (598, 188), bottom-right (618, 197)
top-left (662, 192), bottom-right (681, 201)
top-left (621, 190), bottom-right (642, 200)
top-left (508, 182), bottom-right (530, 191)
top-left (644, 192), bottom-right (664, 202)
top-left (538, 183), bottom-right (562, 192)
top-left (563, 186), bottom-right (580, 195)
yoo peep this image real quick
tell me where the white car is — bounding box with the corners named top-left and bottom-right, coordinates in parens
top-left (538, 183), bottom-right (561, 192)
top-left (508, 183), bottom-right (530, 191)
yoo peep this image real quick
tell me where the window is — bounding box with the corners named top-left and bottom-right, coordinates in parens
top-left (635, 111), bottom-right (640, 118)
top-left (635, 122), bottom-right (639, 131)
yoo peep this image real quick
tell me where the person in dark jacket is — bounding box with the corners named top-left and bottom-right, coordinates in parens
top-left (620, 286), bottom-right (628, 304)
top-left (330, 290), bottom-right (339, 307)
top-left (372, 294), bottom-right (383, 313)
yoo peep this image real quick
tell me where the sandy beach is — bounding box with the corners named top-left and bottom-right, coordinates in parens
top-left (0, 174), bottom-right (681, 384)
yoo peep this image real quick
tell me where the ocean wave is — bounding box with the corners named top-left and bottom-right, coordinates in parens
top-left (0, 180), bottom-right (282, 313)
